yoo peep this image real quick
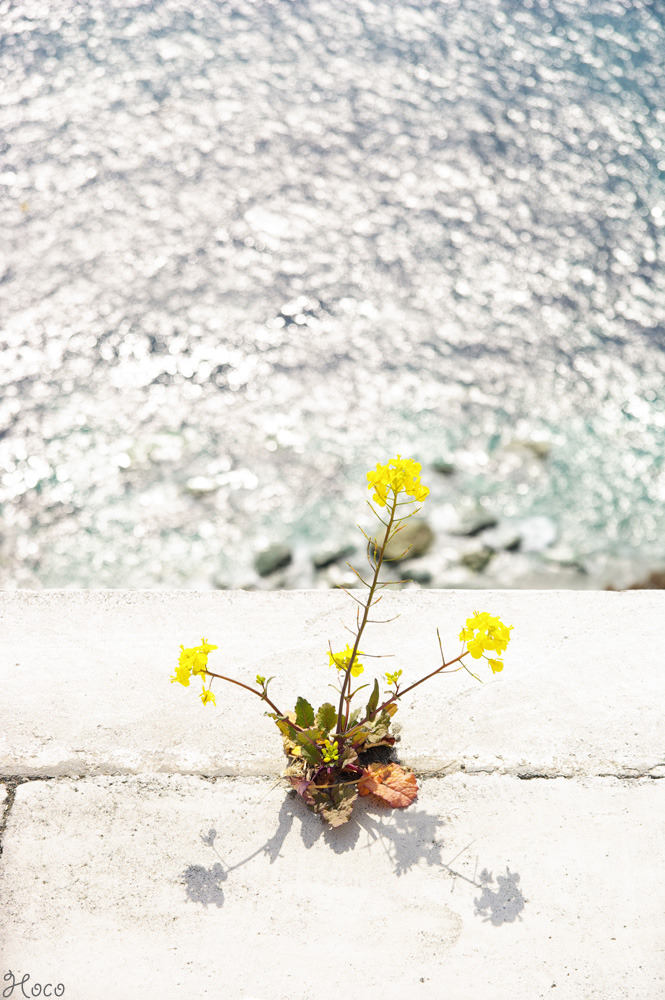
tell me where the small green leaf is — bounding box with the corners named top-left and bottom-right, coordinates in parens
top-left (364, 710), bottom-right (395, 746)
top-left (366, 678), bottom-right (380, 717)
top-left (266, 711), bottom-right (296, 737)
top-left (365, 730), bottom-right (395, 747)
top-left (274, 718), bottom-right (297, 740)
top-left (295, 696), bottom-right (315, 728)
top-left (300, 743), bottom-right (323, 766)
top-left (347, 707), bottom-right (362, 727)
top-left (349, 725), bottom-right (371, 748)
top-left (295, 726), bottom-right (324, 743)
top-left (302, 743), bottom-right (323, 767)
top-left (316, 702), bottom-right (337, 732)
top-left (373, 710), bottom-right (392, 732)
top-left (295, 729), bottom-right (323, 765)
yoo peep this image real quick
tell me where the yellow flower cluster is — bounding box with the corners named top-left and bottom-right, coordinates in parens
top-left (322, 739), bottom-right (339, 763)
top-left (328, 644), bottom-right (365, 677)
top-left (171, 638), bottom-right (218, 705)
top-left (366, 455), bottom-right (429, 508)
top-left (459, 612), bottom-right (512, 673)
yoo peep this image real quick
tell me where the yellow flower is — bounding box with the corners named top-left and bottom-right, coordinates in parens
top-left (198, 638), bottom-right (217, 654)
top-left (322, 739), bottom-right (339, 763)
top-left (200, 687), bottom-right (216, 707)
top-left (328, 644), bottom-right (365, 677)
top-left (170, 663), bottom-right (192, 687)
top-left (459, 611), bottom-right (512, 667)
top-left (466, 637), bottom-right (486, 660)
top-left (366, 455), bottom-right (429, 508)
top-left (172, 638), bottom-right (218, 687)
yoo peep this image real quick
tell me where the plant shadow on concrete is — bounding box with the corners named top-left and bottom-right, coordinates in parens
top-left (474, 867), bottom-right (525, 925)
top-left (181, 792), bottom-right (526, 925)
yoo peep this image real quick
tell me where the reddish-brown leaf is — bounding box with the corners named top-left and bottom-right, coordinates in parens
top-left (288, 776), bottom-right (314, 805)
top-left (357, 762), bottom-right (418, 808)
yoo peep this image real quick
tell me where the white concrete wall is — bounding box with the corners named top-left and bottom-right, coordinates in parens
top-left (0, 589), bottom-right (663, 778)
top-left (1, 590), bottom-right (664, 999)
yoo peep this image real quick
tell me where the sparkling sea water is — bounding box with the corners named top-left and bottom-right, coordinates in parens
top-left (1, 0), bottom-right (665, 589)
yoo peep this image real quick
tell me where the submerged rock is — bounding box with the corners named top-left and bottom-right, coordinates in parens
top-left (432, 458), bottom-right (455, 476)
top-left (540, 545), bottom-right (587, 574)
top-left (505, 438), bottom-right (551, 460)
top-left (606, 569), bottom-right (665, 590)
top-left (450, 509), bottom-right (498, 537)
top-left (402, 565), bottom-right (433, 585)
top-left (254, 543), bottom-right (292, 577)
top-left (312, 541), bottom-right (356, 570)
top-left (478, 521), bottom-right (522, 552)
top-left (383, 518), bottom-right (434, 561)
top-left (460, 547), bottom-right (494, 573)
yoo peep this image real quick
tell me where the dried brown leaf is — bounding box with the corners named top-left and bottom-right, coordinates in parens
top-left (281, 762), bottom-right (306, 779)
top-left (309, 784), bottom-right (358, 826)
top-left (357, 762), bottom-right (418, 808)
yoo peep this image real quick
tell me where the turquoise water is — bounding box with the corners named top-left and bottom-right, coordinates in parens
top-left (1, 0), bottom-right (665, 588)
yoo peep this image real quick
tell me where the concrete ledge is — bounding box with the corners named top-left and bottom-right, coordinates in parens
top-left (1, 590), bottom-right (663, 777)
top-left (1, 774), bottom-right (663, 999)
top-left (2, 591), bottom-right (664, 997)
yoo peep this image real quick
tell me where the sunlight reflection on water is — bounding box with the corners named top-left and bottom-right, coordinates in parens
top-left (1, 0), bottom-right (665, 588)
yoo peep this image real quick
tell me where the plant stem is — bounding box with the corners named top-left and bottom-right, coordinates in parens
top-left (357, 650), bottom-right (470, 727)
top-left (335, 490), bottom-right (400, 735)
top-left (202, 669), bottom-right (285, 719)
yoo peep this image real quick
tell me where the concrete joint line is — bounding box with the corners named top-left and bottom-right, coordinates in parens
top-left (1, 767), bottom-right (660, 855)
top-left (0, 776), bottom-right (57, 858)
top-left (425, 763), bottom-right (665, 779)
top-left (0, 779), bottom-right (21, 859)
top-left (1, 768), bottom-right (663, 784)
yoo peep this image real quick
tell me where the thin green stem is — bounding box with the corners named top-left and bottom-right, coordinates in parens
top-left (202, 669), bottom-right (286, 720)
top-left (335, 490), bottom-right (400, 736)
top-left (353, 650), bottom-right (471, 729)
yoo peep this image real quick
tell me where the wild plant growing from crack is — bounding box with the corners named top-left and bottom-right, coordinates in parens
top-left (171, 457), bottom-right (512, 826)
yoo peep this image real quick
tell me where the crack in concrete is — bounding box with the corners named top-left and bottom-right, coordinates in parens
top-left (0, 779), bottom-right (23, 859)
top-left (1, 766), bottom-right (663, 791)
top-left (426, 765), bottom-right (665, 780)
top-left (517, 772), bottom-right (665, 780)
top-left (0, 776), bottom-right (57, 858)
